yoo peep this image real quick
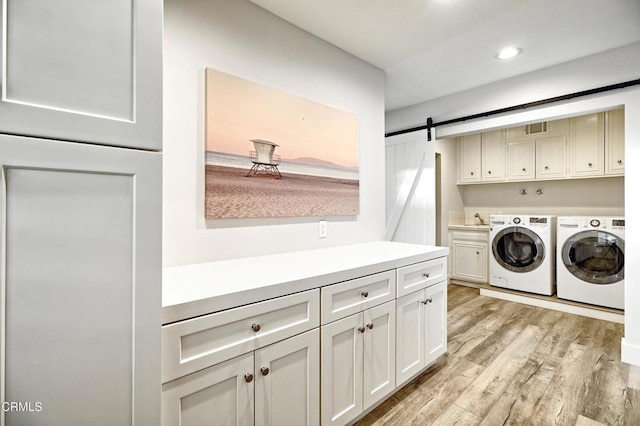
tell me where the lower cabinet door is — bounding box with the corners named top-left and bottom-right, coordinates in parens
top-left (424, 282), bottom-right (448, 366)
top-left (396, 290), bottom-right (426, 386)
top-left (162, 352), bottom-right (254, 426)
top-left (321, 314), bottom-right (363, 426)
top-left (255, 329), bottom-right (320, 426)
top-left (362, 301), bottom-right (396, 410)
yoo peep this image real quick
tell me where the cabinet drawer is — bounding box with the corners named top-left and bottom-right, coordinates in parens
top-left (396, 257), bottom-right (447, 297)
top-left (162, 289), bottom-right (319, 383)
top-left (321, 271), bottom-right (395, 324)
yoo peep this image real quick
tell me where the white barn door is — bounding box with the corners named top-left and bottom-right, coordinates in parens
top-left (385, 130), bottom-right (435, 244)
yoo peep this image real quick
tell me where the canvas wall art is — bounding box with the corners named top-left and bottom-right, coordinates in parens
top-left (205, 68), bottom-right (359, 219)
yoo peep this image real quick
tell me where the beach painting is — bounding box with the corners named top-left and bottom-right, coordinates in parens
top-left (205, 68), bottom-right (359, 219)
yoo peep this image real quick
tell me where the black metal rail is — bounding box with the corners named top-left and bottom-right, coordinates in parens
top-left (385, 78), bottom-right (640, 141)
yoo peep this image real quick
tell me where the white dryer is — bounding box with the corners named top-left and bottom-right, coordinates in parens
top-left (489, 215), bottom-right (556, 295)
top-left (556, 216), bottom-right (625, 310)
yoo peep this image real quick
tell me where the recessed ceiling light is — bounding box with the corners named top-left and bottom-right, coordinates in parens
top-left (495, 47), bottom-right (522, 60)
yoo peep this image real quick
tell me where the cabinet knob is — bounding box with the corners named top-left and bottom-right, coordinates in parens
top-left (244, 373), bottom-right (254, 383)
top-left (251, 323), bottom-right (261, 332)
top-left (470, 171), bottom-right (474, 176)
top-left (366, 323), bottom-right (374, 330)
top-left (361, 291), bottom-right (369, 297)
top-left (544, 166), bottom-right (549, 170)
top-left (618, 160), bottom-right (623, 165)
top-left (522, 168), bottom-right (526, 172)
top-left (358, 326), bottom-right (366, 333)
top-left (423, 273), bottom-right (430, 278)
top-left (588, 162), bottom-right (593, 167)
top-left (476, 251), bottom-right (480, 255)
top-left (260, 367), bottom-right (270, 376)
top-left (488, 170), bottom-right (492, 175)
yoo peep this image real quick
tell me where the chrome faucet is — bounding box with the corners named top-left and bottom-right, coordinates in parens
top-left (474, 212), bottom-right (485, 225)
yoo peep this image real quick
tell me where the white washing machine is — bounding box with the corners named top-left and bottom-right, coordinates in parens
top-left (489, 214), bottom-right (556, 295)
top-left (556, 216), bottom-right (625, 310)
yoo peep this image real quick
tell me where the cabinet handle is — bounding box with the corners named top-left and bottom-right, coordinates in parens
top-left (588, 162), bottom-right (593, 167)
top-left (423, 273), bottom-right (430, 278)
top-left (476, 251), bottom-right (479, 255)
top-left (544, 166), bottom-right (549, 170)
top-left (244, 373), bottom-right (254, 383)
top-left (618, 160), bottom-right (623, 165)
top-left (522, 168), bottom-right (526, 172)
top-left (366, 323), bottom-right (374, 330)
top-left (488, 170), bottom-right (492, 175)
top-left (422, 298), bottom-right (433, 305)
top-left (260, 367), bottom-right (270, 376)
top-left (358, 326), bottom-right (366, 333)
top-left (470, 171), bottom-right (474, 176)
top-left (361, 291), bottom-right (369, 297)
top-left (251, 323), bottom-right (261, 332)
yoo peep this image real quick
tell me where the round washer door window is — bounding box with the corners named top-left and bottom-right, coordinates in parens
top-left (492, 227), bottom-right (545, 273)
top-left (562, 230), bottom-right (624, 285)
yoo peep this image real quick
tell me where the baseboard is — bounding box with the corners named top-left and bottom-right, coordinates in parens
top-left (480, 288), bottom-right (624, 324)
top-left (622, 338), bottom-right (640, 367)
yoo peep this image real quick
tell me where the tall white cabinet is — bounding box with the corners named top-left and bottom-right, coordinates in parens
top-left (0, 1), bottom-right (162, 424)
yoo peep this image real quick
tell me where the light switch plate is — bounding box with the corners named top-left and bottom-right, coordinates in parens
top-left (318, 220), bottom-right (328, 238)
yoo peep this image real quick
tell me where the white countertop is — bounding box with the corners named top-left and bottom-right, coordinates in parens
top-left (163, 241), bottom-right (448, 324)
top-left (448, 224), bottom-right (490, 231)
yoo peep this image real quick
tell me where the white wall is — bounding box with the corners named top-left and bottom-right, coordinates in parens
top-left (385, 44), bottom-right (640, 366)
top-left (434, 138), bottom-right (463, 247)
top-left (163, 0), bottom-right (386, 266)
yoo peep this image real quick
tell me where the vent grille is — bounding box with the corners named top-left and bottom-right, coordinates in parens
top-left (525, 122), bottom-right (548, 135)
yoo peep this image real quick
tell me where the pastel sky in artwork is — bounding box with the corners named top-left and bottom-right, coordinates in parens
top-left (206, 68), bottom-right (358, 169)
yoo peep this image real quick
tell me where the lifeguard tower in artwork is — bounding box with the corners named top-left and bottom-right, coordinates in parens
top-left (246, 139), bottom-right (282, 178)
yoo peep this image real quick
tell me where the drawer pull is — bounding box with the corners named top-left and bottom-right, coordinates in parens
top-left (588, 162), bottom-right (593, 167)
top-left (358, 326), bottom-right (366, 333)
top-left (618, 159), bottom-right (623, 165)
top-left (366, 323), bottom-right (373, 330)
top-left (423, 273), bottom-right (430, 278)
top-left (522, 168), bottom-right (527, 172)
top-left (361, 291), bottom-right (369, 297)
top-left (422, 298), bottom-right (433, 304)
top-left (260, 367), bottom-right (270, 376)
top-left (251, 323), bottom-right (261, 332)
top-left (244, 373), bottom-right (254, 383)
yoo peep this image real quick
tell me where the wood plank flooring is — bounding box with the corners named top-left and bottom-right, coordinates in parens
top-left (357, 284), bottom-right (639, 426)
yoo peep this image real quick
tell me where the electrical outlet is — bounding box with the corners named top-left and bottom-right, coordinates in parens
top-left (318, 220), bottom-right (328, 238)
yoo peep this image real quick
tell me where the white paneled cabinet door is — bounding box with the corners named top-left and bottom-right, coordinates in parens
top-left (605, 108), bottom-right (625, 175)
top-left (569, 113), bottom-right (604, 177)
top-left (396, 291), bottom-right (425, 386)
top-left (424, 282), bottom-right (448, 366)
top-left (507, 140), bottom-right (535, 180)
top-left (0, 0), bottom-right (162, 149)
top-left (321, 314), bottom-right (363, 426)
top-left (481, 130), bottom-right (505, 181)
top-left (0, 135), bottom-right (161, 425)
top-left (536, 137), bottom-right (566, 179)
top-left (451, 241), bottom-right (487, 283)
top-left (162, 353), bottom-right (254, 426)
top-left (255, 329), bottom-right (320, 426)
top-left (458, 134), bottom-right (481, 183)
top-left (362, 301), bottom-right (396, 410)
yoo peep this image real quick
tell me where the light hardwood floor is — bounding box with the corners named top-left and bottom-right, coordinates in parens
top-left (358, 284), bottom-right (640, 425)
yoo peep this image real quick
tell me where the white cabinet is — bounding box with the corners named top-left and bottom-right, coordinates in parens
top-left (457, 134), bottom-right (482, 183)
top-left (0, 0), bottom-right (162, 149)
top-left (481, 130), bottom-right (506, 181)
top-left (606, 108), bottom-right (625, 175)
top-left (569, 113), bottom-right (604, 177)
top-left (507, 140), bottom-right (535, 181)
top-left (396, 281), bottom-right (447, 386)
top-left (321, 301), bottom-right (396, 426)
top-left (536, 136), bottom-right (567, 179)
top-left (0, 135), bottom-right (161, 425)
top-left (163, 329), bottom-right (320, 426)
top-left (449, 229), bottom-right (489, 283)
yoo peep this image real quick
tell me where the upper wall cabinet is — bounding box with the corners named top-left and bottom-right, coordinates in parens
top-left (605, 108), bottom-right (625, 175)
top-left (569, 113), bottom-right (604, 177)
top-left (506, 140), bottom-right (535, 181)
top-left (481, 130), bottom-right (506, 181)
top-left (457, 134), bottom-right (481, 183)
top-left (536, 137), bottom-right (566, 179)
top-left (0, 0), bottom-right (162, 150)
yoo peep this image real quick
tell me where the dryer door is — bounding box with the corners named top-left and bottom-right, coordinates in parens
top-left (492, 227), bottom-right (546, 273)
top-left (561, 231), bottom-right (624, 285)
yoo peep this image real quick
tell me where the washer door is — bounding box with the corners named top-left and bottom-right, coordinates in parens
top-left (492, 227), bottom-right (545, 273)
top-left (562, 230), bottom-right (624, 285)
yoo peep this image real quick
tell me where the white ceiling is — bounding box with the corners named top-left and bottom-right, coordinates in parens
top-left (249, 0), bottom-right (640, 111)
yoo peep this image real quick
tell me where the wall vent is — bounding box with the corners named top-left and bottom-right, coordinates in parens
top-left (525, 122), bottom-right (548, 135)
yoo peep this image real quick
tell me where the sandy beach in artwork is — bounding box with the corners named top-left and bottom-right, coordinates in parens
top-left (205, 165), bottom-right (359, 219)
